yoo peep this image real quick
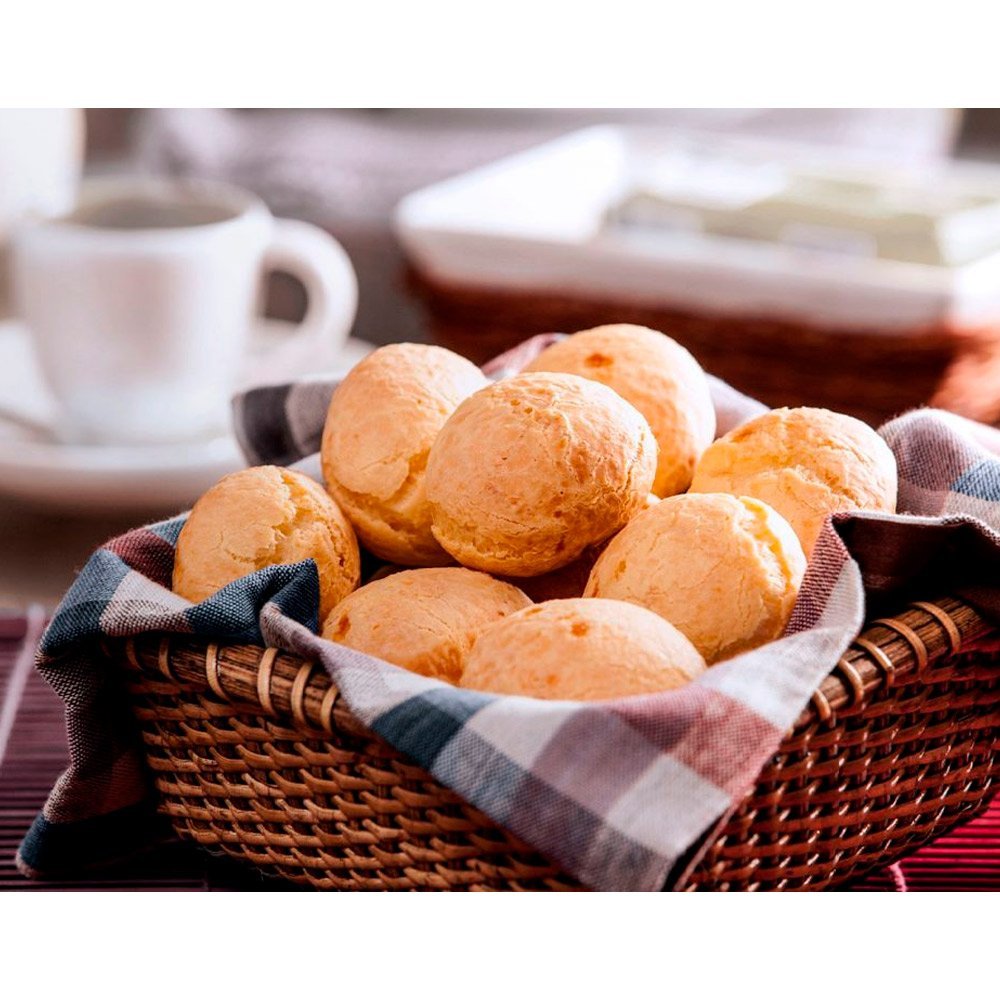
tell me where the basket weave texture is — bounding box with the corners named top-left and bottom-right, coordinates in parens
top-left (406, 268), bottom-right (1000, 428)
top-left (109, 595), bottom-right (998, 891)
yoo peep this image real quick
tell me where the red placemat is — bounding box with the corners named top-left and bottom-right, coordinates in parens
top-left (1, 611), bottom-right (995, 891)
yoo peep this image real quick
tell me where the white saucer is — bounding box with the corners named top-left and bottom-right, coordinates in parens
top-left (0, 319), bottom-right (373, 513)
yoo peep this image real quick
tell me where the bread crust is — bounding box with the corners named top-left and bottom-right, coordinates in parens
top-left (321, 343), bottom-right (488, 565)
top-left (461, 597), bottom-right (706, 700)
top-left (425, 372), bottom-right (657, 576)
top-left (525, 324), bottom-right (715, 497)
top-left (322, 567), bottom-right (530, 683)
top-left (585, 493), bottom-right (806, 663)
top-left (173, 465), bottom-right (360, 620)
top-left (691, 406), bottom-right (897, 555)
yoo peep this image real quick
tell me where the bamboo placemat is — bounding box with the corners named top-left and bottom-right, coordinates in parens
top-left (1, 611), bottom-right (995, 892)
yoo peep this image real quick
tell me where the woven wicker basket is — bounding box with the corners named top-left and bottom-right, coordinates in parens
top-left (406, 267), bottom-right (1000, 428)
top-left (107, 594), bottom-right (998, 891)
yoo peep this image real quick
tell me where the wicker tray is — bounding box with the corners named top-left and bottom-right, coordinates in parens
top-left (105, 594), bottom-right (998, 891)
top-left (406, 267), bottom-right (1000, 428)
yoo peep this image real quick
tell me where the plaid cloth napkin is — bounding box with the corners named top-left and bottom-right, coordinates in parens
top-left (17, 336), bottom-right (1000, 891)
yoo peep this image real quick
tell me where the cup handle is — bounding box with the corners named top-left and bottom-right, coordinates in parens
top-left (261, 218), bottom-right (358, 362)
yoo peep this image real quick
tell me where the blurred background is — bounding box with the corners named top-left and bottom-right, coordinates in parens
top-left (4, 107), bottom-right (1000, 606)
top-left (82, 109), bottom-right (992, 346)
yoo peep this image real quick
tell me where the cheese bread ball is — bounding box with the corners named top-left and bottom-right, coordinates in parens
top-left (690, 406), bottom-right (898, 556)
top-left (585, 493), bottom-right (806, 663)
top-left (322, 567), bottom-right (530, 683)
top-left (173, 466), bottom-right (360, 620)
top-left (461, 598), bottom-right (706, 700)
top-left (321, 343), bottom-right (488, 565)
top-left (524, 324), bottom-right (715, 496)
top-left (425, 372), bottom-right (657, 577)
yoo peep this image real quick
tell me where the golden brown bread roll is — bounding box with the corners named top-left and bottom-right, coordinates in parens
top-left (321, 343), bottom-right (488, 565)
top-left (690, 406), bottom-right (897, 556)
top-left (173, 466), bottom-right (360, 620)
top-left (461, 598), bottom-right (706, 700)
top-left (524, 324), bottom-right (715, 496)
top-left (322, 567), bottom-right (531, 683)
top-left (585, 493), bottom-right (806, 663)
top-left (425, 372), bottom-right (657, 577)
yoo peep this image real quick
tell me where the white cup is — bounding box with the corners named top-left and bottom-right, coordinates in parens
top-left (11, 176), bottom-right (357, 445)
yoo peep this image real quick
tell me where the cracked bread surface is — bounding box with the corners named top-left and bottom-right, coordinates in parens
top-left (690, 406), bottom-right (897, 556)
top-left (425, 372), bottom-right (657, 577)
top-left (172, 465), bottom-right (360, 620)
top-left (585, 493), bottom-right (806, 663)
top-left (461, 598), bottom-right (706, 700)
top-left (322, 567), bottom-right (530, 683)
top-left (524, 324), bottom-right (715, 497)
top-left (321, 343), bottom-right (488, 565)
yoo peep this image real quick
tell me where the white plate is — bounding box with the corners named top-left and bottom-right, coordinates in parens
top-left (0, 319), bottom-right (372, 513)
top-left (394, 125), bottom-right (1000, 331)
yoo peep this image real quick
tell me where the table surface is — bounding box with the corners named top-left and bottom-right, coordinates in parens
top-left (1, 614), bottom-right (996, 892)
top-left (0, 500), bottom-right (158, 609)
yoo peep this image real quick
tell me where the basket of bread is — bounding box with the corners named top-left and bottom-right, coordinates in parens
top-left (19, 325), bottom-right (1000, 891)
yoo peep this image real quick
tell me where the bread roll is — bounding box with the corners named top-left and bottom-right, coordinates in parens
top-left (524, 324), bottom-right (715, 496)
top-left (690, 406), bottom-right (897, 556)
top-left (425, 372), bottom-right (656, 576)
top-left (323, 567), bottom-right (530, 682)
top-left (585, 493), bottom-right (806, 663)
top-left (173, 466), bottom-right (360, 619)
top-left (461, 598), bottom-right (706, 700)
top-left (321, 343), bottom-right (488, 565)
